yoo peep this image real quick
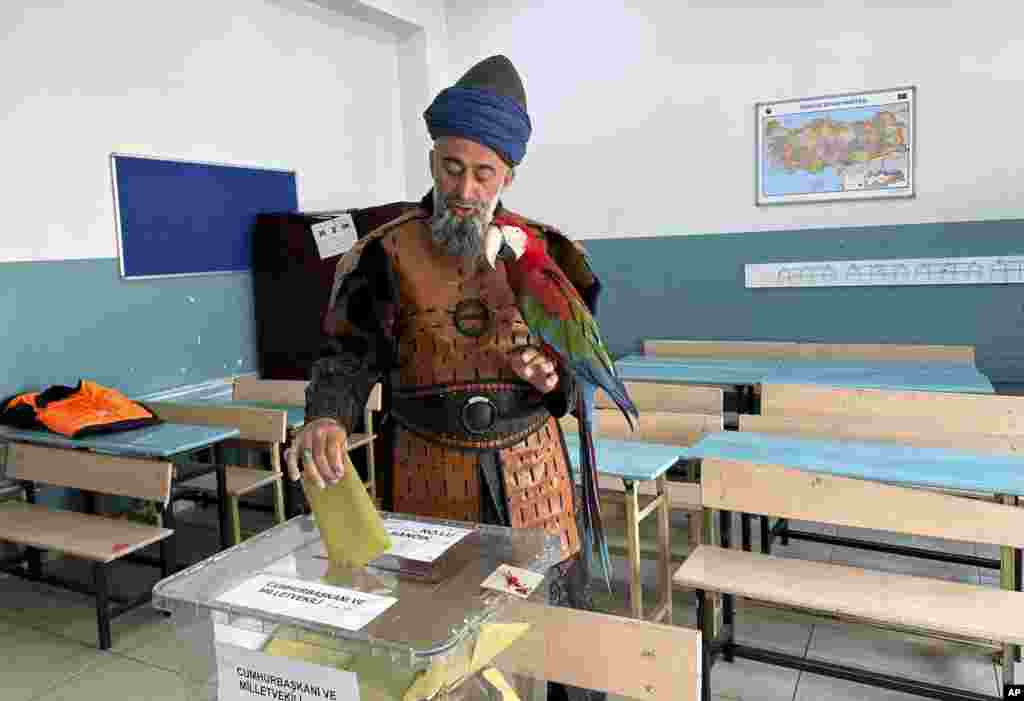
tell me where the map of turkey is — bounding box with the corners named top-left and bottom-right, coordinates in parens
top-left (762, 103), bottom-right (910, 196)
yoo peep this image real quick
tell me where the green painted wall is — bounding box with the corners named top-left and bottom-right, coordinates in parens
top-left (1, 258), bottom-right (259, 510)
top-left (1, 217), bottom-right (1021, 416)
top-left (0, 258), bottom-right (258, 401)
top-left (583, 218), bottom-right (1024, 385)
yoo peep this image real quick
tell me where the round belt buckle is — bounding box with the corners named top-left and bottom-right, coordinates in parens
top-left (461, 395), bottom-right (497, 434)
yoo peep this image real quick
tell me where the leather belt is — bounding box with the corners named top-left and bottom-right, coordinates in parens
top-left (390, 384), bottom-right (550, 450)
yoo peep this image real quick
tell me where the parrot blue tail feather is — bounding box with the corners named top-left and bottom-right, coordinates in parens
top-left (572, 358), bottom-right (639, 433)
top-left (577, 388), bottom-right (613, 593)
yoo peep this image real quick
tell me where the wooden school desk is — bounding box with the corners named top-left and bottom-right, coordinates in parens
top-left (615, 354), bottom-right (995, 396)
top-left (682, 429), bottom-right (1021, 606)
top-left (617, 339), bottom-right (994, 417)
top-left (142, 397), bottom-right (294, 544)
top-left (564, 433), bottom-right (690, 624)
top-left (145, 377), bottom-right (381, 527)
top-left (0, 421), bottom-right (241, 557)
top-left (677, 429), bottom-right (1023, 699)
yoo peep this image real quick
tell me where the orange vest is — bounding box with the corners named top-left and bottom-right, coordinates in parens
top-left (1, 380), bottom-right (160, 438)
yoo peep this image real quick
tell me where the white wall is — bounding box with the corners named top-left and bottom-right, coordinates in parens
top-left (312, 0), bottom-right (451, 199)
top-left (351, 0), bottom-right (451, 95)
top-left (0, 0), bottom-right (406, 263)
top-left (444, 0), bottom-right (1024, 238)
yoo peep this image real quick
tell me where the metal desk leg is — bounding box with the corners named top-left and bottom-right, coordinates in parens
top-left (213, 444), bottom-right (232, 551)
top-left (654, 474), bottom-right (673, 624)
top-left (23, 483), bottom-right (42, 578)
top-left (1001, 495), bottom-right (1018, 683)
top-left (696, 589), bottom-right (713, 701)
top-left (703, 507), bottom-right (722, 640)
top-left (741, 513), bottom-right (752, 551)
top-left (1017, 545), bottom-right (1022, 663)
top-left (1014, 492), bottom-right (1023, 664)
top-left (720, 509), bottom-right (735, 663)
top-left (623, 479), bottom-right (643, 620)
top-left (93, 562), bottom-right (112, 650)
top-left (160, 499), bottom-right (178, 576)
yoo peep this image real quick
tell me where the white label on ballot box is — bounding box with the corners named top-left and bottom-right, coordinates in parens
top-left (216, 640), bottom-right (359, 701)
top-left (381, 519), bottom-right (473, 561)
top-left (217, 575), bottom-right (396, 631)
top-left (314, 519), bottom-right (473, 563)
top-left (311, 214), bottom-right (357, 260)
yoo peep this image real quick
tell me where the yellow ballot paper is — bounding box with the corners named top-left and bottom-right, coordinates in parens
top-left (263, 629), bottom-right (418, 701)
top-left (261, 621), bottom-right (531, 701)
top-left (402, 622), bottom-right (532, 701)
top-left (482, 667), bottom-right (523, 701)
top-left (262, 636), bottom-right (354, 669)
top-left (303, 454), bottom-right (391, 568)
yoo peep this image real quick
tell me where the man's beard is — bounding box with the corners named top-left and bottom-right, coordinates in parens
top-left (430, 186), bottom-right (501, 262)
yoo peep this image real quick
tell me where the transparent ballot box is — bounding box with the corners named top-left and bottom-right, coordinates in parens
top-left (152, 512), bottom-right (565, 701)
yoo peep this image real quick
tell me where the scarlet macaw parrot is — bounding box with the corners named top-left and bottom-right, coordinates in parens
top-left (485, 220), bottom-right (638, 593)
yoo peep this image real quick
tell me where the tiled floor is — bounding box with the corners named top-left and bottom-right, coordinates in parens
top-left (0, 505), bottom-right (1014, 700)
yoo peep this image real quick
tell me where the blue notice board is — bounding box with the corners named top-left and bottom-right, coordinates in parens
top-left (111, 154), bottom-right (298, 279)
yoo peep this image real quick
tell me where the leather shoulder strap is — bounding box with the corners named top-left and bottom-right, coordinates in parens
top-left (329, 208), bottom-right (429, 306)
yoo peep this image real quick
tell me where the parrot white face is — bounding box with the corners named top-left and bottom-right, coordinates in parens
top-left (484, 224), bottom-right (528, 270)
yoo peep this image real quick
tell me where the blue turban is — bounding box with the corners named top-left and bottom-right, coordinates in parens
top-left (423, 56), bottom-right (532, 166)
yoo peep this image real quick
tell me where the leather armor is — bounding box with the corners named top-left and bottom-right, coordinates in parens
top-left (378, 214), bottom-right (581, 560)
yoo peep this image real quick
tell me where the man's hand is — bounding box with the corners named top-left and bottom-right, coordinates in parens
top-left (285, 418), bottom-right (348, 489)
top-left (509, 347), bottom-right (560, 394)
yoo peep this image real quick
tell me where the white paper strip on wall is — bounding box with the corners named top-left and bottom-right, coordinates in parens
top-left (745, 255), bottom-right (1024, 288)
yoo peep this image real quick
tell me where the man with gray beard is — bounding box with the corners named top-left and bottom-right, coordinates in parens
top-left (429, 181), bottom-right (503, 262)
top-left (287, 55), bottom-right (606, 701)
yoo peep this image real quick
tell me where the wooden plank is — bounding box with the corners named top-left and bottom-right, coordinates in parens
top-left (674, 545), bottom-right (1024, 646)
top-left (700, 457), bottom-right (1024, 549)
top-left (631, 412), bottom-right (723, 446)
top-left (624, 482), bottom-right (643, 619)
top-left (796, 342), bottom-right (976, 364)
top-left (599, 476), bottom-right (701, 512)
top-left (642, 339), bottom-right (800, 359)
top-left (637, 493), bottom-right (664, 522)
top-left (700, 509), bottom-right (722, 638)
top-left (740, 598), bottom-right (1002, 650)
top-left (366, 383), bottom-right (383, 412)
top-left (493, 600), bottom-right (702, 701)
top-left (562, 411), bottom-right (722, 446)
top-left (738, 413), bottom-right (1024, 455)
top-left (346, 433), bottom-right (375, 451)
top-left (220, 437), bottom-right (288, 454)
top-left (233, 377), bottom-right (307, 407)
top-left (269, 441), bottom-right (286, 524)
top-left (8, 442), bottom-right (173, 505)
top-left (0, 502), bottom-right (173, 563)
top-left (224, 466), bottom-right (281, 496)
top-left (643, 339), bottom-right (975, 363)
top-left (145, 401), bottom-right (287, 444)
top-left (0, 422), bottom-right (238, 459)
top-left (655, 474), bottom-right (674, 625)
top-left (688, 511), bottom-right (703, 549)
top-left (597, 382), bottom-right (724, 414)
top-left (760, 383), bottom-right (1024, 434)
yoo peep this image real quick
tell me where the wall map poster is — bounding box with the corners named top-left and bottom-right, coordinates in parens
top-left (755, 86), bottom-right (915, 205)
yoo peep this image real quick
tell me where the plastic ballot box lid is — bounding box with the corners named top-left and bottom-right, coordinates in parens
top-left (152, 512), bottom-right (563, 701)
